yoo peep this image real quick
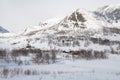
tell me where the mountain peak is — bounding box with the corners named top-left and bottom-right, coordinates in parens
top-left (94, 4), bottom-right (120, 27)
top-left (56, 9), bottom-right (100, 30)
top-left (0, 26), bottom-right (9, 33)
top-left (24, 4), bottom-right (120, 36)
top-left (67, 9), bottom-right (86, 22)
top-left (97, 4), bottom-right (120, 13)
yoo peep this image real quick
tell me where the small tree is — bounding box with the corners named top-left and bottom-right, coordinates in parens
top-left (45, 54), bottom-right (50, 64)
top-left (2, 68), bottom-right (9, 78)
top-left (110, 46), bottom-right (115, 54)
top-left (84, 40), bottom-right (90, 47)
top-left (0, 49), bottom-right (6, 59)
top-left (34, 50), bottom-right (43, 64)
top-left (51, 50), bottom-right (56, 63)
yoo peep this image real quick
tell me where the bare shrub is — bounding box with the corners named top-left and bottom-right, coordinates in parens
top-left (33, 49), bottom-right (43, 64)
top-left (0, 49), bottom-right (6, 59)
top-left (51, 50), bottom-right (56, 63)
top-left (2, 68), bottom-right (9, 78)
top-left (63, 49), bottom-right (107, 59)
top-left (24, 69), bottom-right (31, 75)
top-left (11, 48), bottom-right (29, 56)
top-left (44, 54), bottom-right (50, 64)
top-left (94, 51), bottom-right (107, 59)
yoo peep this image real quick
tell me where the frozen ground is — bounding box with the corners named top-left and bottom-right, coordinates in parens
top-left (0, 54), bottom-right (120, 80)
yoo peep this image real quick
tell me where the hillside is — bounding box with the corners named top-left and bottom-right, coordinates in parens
top-left (1, 5), bottom-right (120, 53)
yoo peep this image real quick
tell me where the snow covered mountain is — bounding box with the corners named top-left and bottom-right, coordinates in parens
top-left (24, 4), bottom-right (120, 37)
top-left (0, 5), bottom-right (120, 78)
top-left (58, 9), bottom-right (100, 29)
top-left (1, 4), bottom-right (120, 80)
top-left (94, 4), bottom-right (120, 28)
top-left (0, 26), bottom-right (9, 33)
top-left (24, 9), bottom-right (101, 37)
top-left (0, 5), bottom-right (120, 54)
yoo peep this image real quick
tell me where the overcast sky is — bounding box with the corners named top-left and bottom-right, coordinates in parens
top-left (0, 0), bottom-right (120, 32)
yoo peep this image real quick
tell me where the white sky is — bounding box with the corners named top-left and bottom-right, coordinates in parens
top-left (0, 0), bottom-right (120, 32)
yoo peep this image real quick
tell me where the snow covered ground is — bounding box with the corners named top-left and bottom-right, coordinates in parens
top-left (0, 54), bottom-right (120, 80)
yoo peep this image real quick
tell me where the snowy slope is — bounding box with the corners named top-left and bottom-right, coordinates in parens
top-left (94, 4), bottom-right (120, 28)
top-left (23, 9), bottom-right (102, 38)
top-left (23, 5), bottom-right (120, 37)
top-left (24, 17), bottom-right (63, 35)
top-left (0, 5), bottom-right (120, 52)
top-left (23, 4), bottom-right (120, 36)
top-left (57, 9), bottom-right (100, 30)
top-left (0, 54), bottom-right (120, 80)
